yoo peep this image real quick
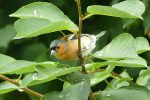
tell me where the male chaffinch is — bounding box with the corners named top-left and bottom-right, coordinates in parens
top-left (50, 31), bottom-right (105, 60)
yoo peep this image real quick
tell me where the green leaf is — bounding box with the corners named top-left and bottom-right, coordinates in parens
top-left (0, 54), bottom-right (16, 67)
top-left (93, 33), bottom-right (138, 60)
top-left (90, 65), bottom-right (115, 86)
top-left (112, 0), bottom-right (145, 19)
top-left (59, 71), bottom-right (90, 84)
top-left (0, 81), bottom-right (18, 94)
top-left (87, 0), bottom-right (145, 19)
top-left (0, 60), bottom-right (36, 74)
top-left (135, 37), bottom-right (150, 54)
top-left (0, 25), bottom-right (16, 47)
top-left (136, 69), bottom-right (150, 90)
top-left (10, 2), bottom-right (78, 39)
top-left (21, 66), bottom-right (79, 86)
top-left (95, 85), bottom-right (150, 100)
top-left (44, 81), bottom-right (90, 100)
top-left (106, 71), bottom-right (131, 90)
top-left (43, 91), bottom-right (60, 100)
top-left (85, 62), bottom-right (106, 71)
top-left (105, 57), bottom-right (147, 67)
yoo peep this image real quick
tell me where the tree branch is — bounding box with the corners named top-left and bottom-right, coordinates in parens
top-left (76, 0), bottom-right (86, 73)
top-left (0, 74), bottom-right (44, 98)
top-left (76, 0), bottom-right (95, 100)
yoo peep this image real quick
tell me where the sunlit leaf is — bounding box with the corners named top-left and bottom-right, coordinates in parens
top-left (93, 33), bottom-right (138, 60)
top-left (0, 81), bottom-right (18, 94)
top-left (136, 69), bottom-right (150, 90)
top-left (135, 37), bottom-right (150, 54)
top-left (105, 57), bottom-right (147, 67)
top-left (10, 2), bottom-right (78, 39)
top-left (21, 66), bottom-right (79, 86)
top-left (87, 0), bottom-right (145, 19)
top-left (0, 60), bottom-right (36, 74)
top-left (90, 65), bottom-right (115, 86)
top-left (0, 54), bottom-right (16, 67)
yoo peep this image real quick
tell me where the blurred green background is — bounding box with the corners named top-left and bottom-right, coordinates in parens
top-left (0, 0), bottom-right (150, 100)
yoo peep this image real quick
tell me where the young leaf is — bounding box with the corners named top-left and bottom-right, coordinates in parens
top-left (93, 33), bottom-right (138, 60)
top-left (95, 85), bottom-right (150, 100)
top-left (44, 81), bottom-right (90, 100)
top-left (10, 2), bottom-right (78, 39)
top-left (135, 37), bottom-right (150, 54)
top-left (105, 57), bottom-right (147, 68)
top-left (0, 81), bottom-right (18, 94)
top-left (87, 0), bottom-right (145, 19)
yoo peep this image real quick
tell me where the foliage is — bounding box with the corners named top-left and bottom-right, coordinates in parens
top-left (0, 0), bottom-right (150, 100)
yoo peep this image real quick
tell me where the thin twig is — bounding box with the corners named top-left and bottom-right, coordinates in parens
top-left (82, 14), bottom-right (93, 20)
top-left (0, 74), bottom-right (44, 98)
top-left (76, 0), bottom-right (87, 73)
top-left (76, 0), bottom-right (95, 100)
top-left (111, 72), bottom-right (135, 84)
top-left (60, 31), bottom-right (66, 36)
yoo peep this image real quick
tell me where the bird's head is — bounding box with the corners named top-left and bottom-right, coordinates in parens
top-left (50, 40), bottom-right (67, 56)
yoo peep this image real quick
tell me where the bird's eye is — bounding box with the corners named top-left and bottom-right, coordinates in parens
top-left (57, 46), bottom-right (60, 49)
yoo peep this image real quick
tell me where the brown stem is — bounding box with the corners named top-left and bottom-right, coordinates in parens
top-left (0, 74), bottom-right (44, 98)
top-left (111, 72), bottom-right (135, 84)
top-left (76, 0), bottom-right (87, 73)
top-left (76, 0), bottom-right (95, 100)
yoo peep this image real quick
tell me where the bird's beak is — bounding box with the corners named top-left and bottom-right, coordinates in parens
top-left (51, 50), bottom-right (56, 55)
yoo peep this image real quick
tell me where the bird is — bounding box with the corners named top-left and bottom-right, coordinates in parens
top-left (50, 31), bottom-right (106, 60)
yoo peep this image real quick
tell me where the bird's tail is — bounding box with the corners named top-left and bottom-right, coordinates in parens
top-left (96, 31), bottom-right (106, 40)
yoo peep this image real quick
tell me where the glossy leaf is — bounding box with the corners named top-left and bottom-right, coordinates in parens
top-left (44, 81), bottom-right (90, 100)
top-left (0, 81), bottom-right (18, 94)
top-left (10, 2), bottom-right (78, 39)
top-left (0, 60), bottom-right (36, 74)
top-left (87, 0), bottom-right (145, 19)
top-left (135, 37), bottom-right (150, 54)
top-left (0, 59), bottom-right (58, 74)
top-left (93, 33), bottom-right (138, 60)
top-left (90, 65), bottom-right (115, 86)
top-left (105, 57), bottom-right (147, 67)
top-left (21, 66), bottom-right (79, 86)
top-left (136, 69), bottom-right (150, 90)
top-left (0, 54), bottom-right (16, 67)
top-left (95, 85), bottom-right (150, 100)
